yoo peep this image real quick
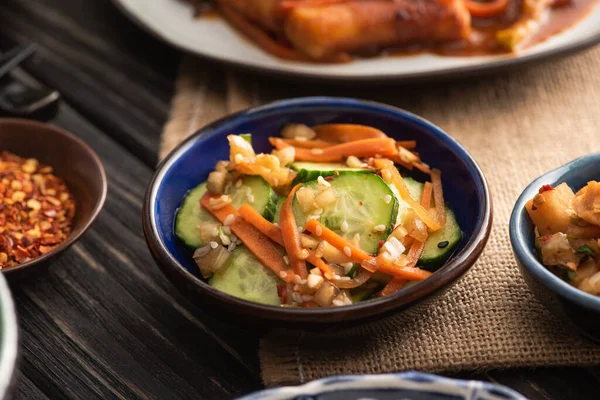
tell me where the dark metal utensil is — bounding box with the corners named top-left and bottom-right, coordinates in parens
top-left (0, 43), bottom-right (61, 121)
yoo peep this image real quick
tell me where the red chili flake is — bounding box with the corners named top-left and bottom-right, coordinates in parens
top-left (359, 201), bottom-right (364, 206)
top-left (333, 171), bottom-right (340, 176)
top-left (538, 184), bottom-right (554, 194)
top-left (325, 176), bottom-right (334, 181)
top-left (378, 240), bottom-right (385, 248)
top-left (541, 235), bottom-right (553, 242)
top-left (0, 151), bottom-right (76, 269)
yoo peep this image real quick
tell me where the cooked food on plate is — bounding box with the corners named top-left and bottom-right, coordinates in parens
top-left (526, 181), bottom-right (600, 296)
top-left (185, 0), bottom-right (599, 62)
top-left (175, 123), bottom-right (463, 307)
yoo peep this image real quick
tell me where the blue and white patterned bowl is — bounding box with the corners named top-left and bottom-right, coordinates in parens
top-left (238, 372), bottom-right (527, 400)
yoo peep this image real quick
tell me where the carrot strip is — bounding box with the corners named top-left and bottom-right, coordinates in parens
top-left (387, 154), bottom-right (414, 171)
top-left (378, 263), bottom-right (432, 281)
top-left (397, 140), bottom-right (417, 150)
top-left (219, 5), bottom-right (308, 61)
top-left (274, 138), bottom-right (336, 149)
top-left (304, 219), bottom-right (375, 264)
top-left (380, 182), bottom-right (432, 295)
top-left (238, 204), bottom-right (283, 244)
top-left (200, 194), bottom-right (294, 282)
top-left (465, 0), bottom-right (509, 18)
top-left (378, 278), bottom-right (407, 297)
top-left (280, 184), bottom-right (308, 278)
top-left (374, 159), bottom-right (441, 231)
top-left (431, 169), bottom-right (446, 228)
top-left (413, 162), bottom-right (432, 175)
top-left (292, 138), bottom-right (397, 162)
top-left (312, 124), bottom-right (387, 143)
top-left (237, 203), bottom-right (335, 278)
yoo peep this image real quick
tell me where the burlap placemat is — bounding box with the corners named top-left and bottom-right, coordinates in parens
top-left (161, 48), bottom-right (600, 387)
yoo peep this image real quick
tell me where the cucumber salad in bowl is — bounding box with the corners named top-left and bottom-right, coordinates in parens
top-left (175, 123), bottom-right (462, 308)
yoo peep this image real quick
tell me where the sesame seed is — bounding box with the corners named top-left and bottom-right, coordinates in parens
top-left (374, 225), bottom-right (387, 232)
top-left (223, 214), bottom-right (235, 226)
top-left (228, 242), bottom-right (237, 252)
top-left (283, 255), bottom-right (290, 265)
top-left (211, 228), bottom-right (219, 237)
top-left (273, 222), bottom-right (279, 227)
top-left (334, 274), bottom-right (341, 280)
top-left (293, 275), bottom-right (302, 284)
top-left (332, 299), bottom-right (345, 307)
top-left (297, 249), bottom-right (309, 260)
top-left (310, 268), bottom-right (322, 276)
top-left (298, 226), bottom-right (305, 233)
top-left (384, 195), bottom-right (392, 204)
top-left (314, 208), bottom-right (324, 215)
top-left (311, 148), bottom-right (324, 155)
top-left (209, 241), bottom-right (219, 249)
top-left (222, 226), bottom-right (232, 235)
top-left (338, 277), bottom-right (351, 281)
top-left (279, 271), bottom-right (288, 278)
top-left (301, 295), bottom-right (313, 302)
top-left (295, 136), bottom-right (308, 142)
top-left (220, 234), bottom-right (231, 246)
top-left (230, 234), bottom-right (238, 242)
top-left (315, 226), bottom-right (323, 236)
top-left (317, 176), bottom-right (331, 187)
top-left (292, 292), bottom-right (302, 304)
top-left (235, 179), bottom-right (242, 188)
top-left (340, 220), bottom-right (349, 233)
top-left (344, 246), bottom-right (352, 257)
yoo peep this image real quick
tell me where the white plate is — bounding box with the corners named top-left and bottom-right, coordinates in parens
top-left (113, 0), bottom-right (600, 82)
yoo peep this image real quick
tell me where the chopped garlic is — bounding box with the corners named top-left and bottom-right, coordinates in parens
top-left (307, 274), bottom-right (324, 289)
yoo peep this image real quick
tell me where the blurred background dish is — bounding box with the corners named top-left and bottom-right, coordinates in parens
top-left (237, 371), bottom-right (527, 400)
top-left (113, 0), bottom-right (600, 82)
top-left (510, 153), bottom-right (600, 341)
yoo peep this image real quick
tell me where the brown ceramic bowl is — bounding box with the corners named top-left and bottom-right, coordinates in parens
top-left (0, 118), bottom-right (107, 277)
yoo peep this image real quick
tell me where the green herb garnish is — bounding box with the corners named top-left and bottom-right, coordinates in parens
top-left (576, 244), bottom-right (596, 256)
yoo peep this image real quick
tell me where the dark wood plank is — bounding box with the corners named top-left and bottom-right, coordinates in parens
top-left (0, 0), bottom-right (180, 166)
top-left (9, 104), bottom-right (262, 399)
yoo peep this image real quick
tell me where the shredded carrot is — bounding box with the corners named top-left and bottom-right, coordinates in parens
top-left (378, 263), bottom-right (432, 281)
top-left (200, 194), bottom-right (294, 282)
top-left (397, 140), bottom-right (417, 150)
top-left (238, 204), bottom-right (283, 244)
top-left (465, 0), bottom-right (510, 18)
top-left (413, 161), bottom-right (432, 175)
top-left (291, 138), bottom-right (397, 162)
top-left (280, 184), bottom-right (309, 278)
top-left (237, 203), bottom-right (335, 278)
top-left (387, 154), bottom-right (415, 171)
top-left (280, 0), bottom-right (351, 11)
top-left (312, 124), bottom-right (387, 143)
top-left (431, 169), bottom-right (446, 228)
top-left (271, 138), bottom-right (336, 149)
top-left (380, 182), bottom-right (432, 295)
top-left (219, 5), bottom-right (308, 61)
top-left (374, 159), bottom-right (441, 231)
top-left (304, 219), bottom-right (375, 264)
top-left (378, 278), bottom-right (407, 297)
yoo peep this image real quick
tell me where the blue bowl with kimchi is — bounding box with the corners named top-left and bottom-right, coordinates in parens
top-left (510, 153), bottom-right (600, 341)
top-left (143, 97), bottom-right (492, 325)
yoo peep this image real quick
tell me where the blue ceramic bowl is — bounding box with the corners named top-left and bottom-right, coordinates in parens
top-left (510, 153), bottom-right (600, 341)
top-left (143, 97), bottom-right (492, 325)
top-left (237, 372), bottom-right (527, 400)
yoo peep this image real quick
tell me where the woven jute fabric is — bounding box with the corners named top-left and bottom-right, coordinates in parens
top-left (161, 48), bottom-right (600, 388)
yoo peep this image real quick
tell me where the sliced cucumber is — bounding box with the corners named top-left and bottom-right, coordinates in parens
top-left (291, 162), bottom-right (377, 184)
top-left (175, 176), bottom-right (277, 248)
top-left (231, 175), bottom-right (278, 221)
top-left (392, 177), bottom-right (424, 227)
top-left (209, 247), bottom-right (280, 306)
top-left (175, 182), bottom-right (215, 248)
top-left (272, 196), bottom-right (285, 224)
top-left (418, 207), bottom-right (462, 271)
top-left (293, 173), bottom-right (398, 254)
top-left (240, 133), bottom-right (252, 144)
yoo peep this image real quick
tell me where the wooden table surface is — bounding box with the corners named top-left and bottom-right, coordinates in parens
top-left (0, 1), bottom-right (599, 399)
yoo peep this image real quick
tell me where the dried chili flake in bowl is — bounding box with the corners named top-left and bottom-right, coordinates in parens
top-left (0, 151), bottom-right (76, 268)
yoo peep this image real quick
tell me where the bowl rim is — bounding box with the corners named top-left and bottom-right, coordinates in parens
top-left (509, 152), bottom-right (600, 313)
top-left (144, 97), bottom-right (493, 321)
top-left (0, 274), bottom-right (18, 398)
top-left (237, 371), bottom-right (527, 400)
top-left (0, 118), bottom-right (108, 275)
